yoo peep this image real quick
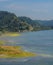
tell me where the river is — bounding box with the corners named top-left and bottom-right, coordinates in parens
top-left (0, 30), bottom-right (53, 65)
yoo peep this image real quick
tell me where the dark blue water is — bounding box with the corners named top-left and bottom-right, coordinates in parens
top-left (0, 30), bottom-right (53, 65)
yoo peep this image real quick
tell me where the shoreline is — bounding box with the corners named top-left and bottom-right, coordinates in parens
top-left (0, 32), bottom-right (21, 37)
top-left (0, 46), bottom-right (37, 58)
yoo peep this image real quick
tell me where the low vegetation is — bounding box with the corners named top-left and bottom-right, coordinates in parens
top-left (0, 32), bottom-right (21, 37)
top-left (0, 46), bottom-right (37, 58)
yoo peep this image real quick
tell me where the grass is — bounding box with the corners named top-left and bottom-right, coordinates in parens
top-left (0, 32), bottom-right (21, 37)
top-left (5, 33), bottom-right (20, 37)
top-left (0, 46), bottom-right (37, 58)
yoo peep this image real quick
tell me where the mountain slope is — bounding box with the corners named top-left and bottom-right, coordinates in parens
top-left (0, 11), bottom-right (53, 32)
top-left (0, 11), bottom-right (34, 32)
top-left (37, 20), bottom-right (53, 27)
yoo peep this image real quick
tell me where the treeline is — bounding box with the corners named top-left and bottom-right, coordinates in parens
top-left (0, 11), bottom-right (52, 33)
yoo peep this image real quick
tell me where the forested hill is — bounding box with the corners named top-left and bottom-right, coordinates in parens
top-left (0, 11), bottom-right (53, 32)
top-left (0, 11), bottom-right (34, 32)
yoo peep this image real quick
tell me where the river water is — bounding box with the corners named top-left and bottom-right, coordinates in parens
top-left (0, 30), bottom-right (53, 65)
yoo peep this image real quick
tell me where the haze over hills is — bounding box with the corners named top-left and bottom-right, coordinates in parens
top-left (0, 11), bottom-right (53, 33)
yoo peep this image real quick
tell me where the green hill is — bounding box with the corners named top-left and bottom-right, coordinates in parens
top-left (0, 11), bottom-right (52, 33)
top-left (0, 11), bottom-right (34, 32)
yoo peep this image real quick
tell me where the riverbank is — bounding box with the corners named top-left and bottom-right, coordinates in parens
top-left (0, 32), bottom-right (21, 37)
top-left (0, 32), bottom-right (37, 58)
top-left (0, 46), bottom-right (37, 58)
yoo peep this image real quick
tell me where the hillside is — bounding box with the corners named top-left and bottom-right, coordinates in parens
top-left (0, 11), bottom-right (35, 32)
top-left (37, 20), bottom-right (53, 27)
top-left (0, 11), bottom-right (53, 33)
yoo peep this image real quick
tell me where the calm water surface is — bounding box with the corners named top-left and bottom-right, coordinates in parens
top-left (0, 30), bottom-right (53, 65)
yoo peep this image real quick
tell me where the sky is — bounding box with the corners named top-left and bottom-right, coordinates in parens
top-left (0, 0), bottom-right (53, 20)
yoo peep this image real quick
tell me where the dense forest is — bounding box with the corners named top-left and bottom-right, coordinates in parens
top-left (0, 11), bottom-right (53, 33)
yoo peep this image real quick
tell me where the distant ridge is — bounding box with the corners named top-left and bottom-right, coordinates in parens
top-left (0, 11), bottom-right (53, 33)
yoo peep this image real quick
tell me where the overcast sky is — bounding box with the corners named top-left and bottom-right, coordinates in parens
top-left (0, 0), bottom-right (53, 20)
